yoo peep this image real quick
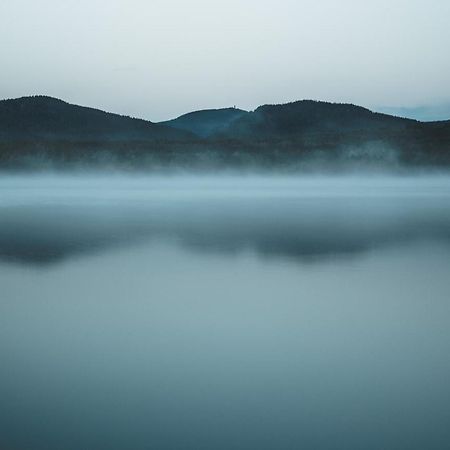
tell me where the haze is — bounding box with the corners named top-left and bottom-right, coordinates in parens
top-left (1, 0), bottom-right (449, 121)
top-left (1, 173), bottom-right (450, 264)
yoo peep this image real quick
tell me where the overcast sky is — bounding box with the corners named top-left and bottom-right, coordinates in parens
top-left (1, 0), bottom-right (449, 121)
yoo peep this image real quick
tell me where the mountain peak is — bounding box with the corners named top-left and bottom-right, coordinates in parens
top-left (3, 95), bottom-right (68, 105)
top-left (0, 95), bottom-right (194, 140)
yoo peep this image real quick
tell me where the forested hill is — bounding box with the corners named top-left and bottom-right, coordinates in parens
top-left (215, 101), bottom-right (417, 138)
top-left (0, 96), bottom-right (449, 170)
top-left (0, 96), bottom-right (193, 141)
top-left (160, 107), bottom-right (247, 137)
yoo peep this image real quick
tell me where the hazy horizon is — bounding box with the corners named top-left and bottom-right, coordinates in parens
top-left (1, 0), bottom-right (449, 121)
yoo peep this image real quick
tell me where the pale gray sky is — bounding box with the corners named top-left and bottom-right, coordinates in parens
top-left (1, 0), bottom-right (449, 121)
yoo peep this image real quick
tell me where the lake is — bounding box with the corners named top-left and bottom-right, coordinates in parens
top-left (1, 174), bottom-right (450, 449)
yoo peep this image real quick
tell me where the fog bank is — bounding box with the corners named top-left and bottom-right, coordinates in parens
top-left (1, 174), bottom-right (450, 264)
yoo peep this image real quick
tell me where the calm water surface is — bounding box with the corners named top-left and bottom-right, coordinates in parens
top-left (1, 175), bottom-right (450, 449)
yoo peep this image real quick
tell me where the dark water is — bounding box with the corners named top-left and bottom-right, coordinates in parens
top-left (1, 175), bottom-right (450, 449)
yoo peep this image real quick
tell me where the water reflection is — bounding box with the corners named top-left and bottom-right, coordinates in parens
top-left (2, 175), bottom-right (450, 450)
top-left (1, 175), bottom-right (450, 264)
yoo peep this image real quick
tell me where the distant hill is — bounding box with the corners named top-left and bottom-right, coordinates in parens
top-left (0, 96), bottom-right (193, 141)
top-left (160, 107), bottom-right (247, 137)
top-left (207, 100), bottom-right (450, 168)
top-left (216, 100), bottom-right (416, 138)
top-left (0, 96), bottom-right (449, 170)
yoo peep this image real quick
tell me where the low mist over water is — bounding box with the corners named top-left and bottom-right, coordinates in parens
top-left (1, 174), bottom-right (450, 264)
top-left (1, 174), bottom-right (450, 449)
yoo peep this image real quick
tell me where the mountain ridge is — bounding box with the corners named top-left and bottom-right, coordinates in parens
top-left (0, 95), bottom-right (194, 141)
top-left (0, 95), bottom-right (449, 170)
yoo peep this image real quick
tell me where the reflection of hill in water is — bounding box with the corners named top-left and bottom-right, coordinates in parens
top-left (1, 176), bottom-right (450, 265)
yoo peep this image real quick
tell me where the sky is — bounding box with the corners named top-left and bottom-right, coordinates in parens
top-left (1, 0), bottom-right (449, 121)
